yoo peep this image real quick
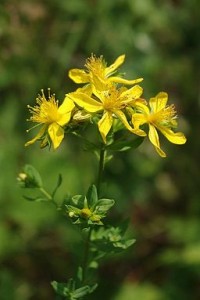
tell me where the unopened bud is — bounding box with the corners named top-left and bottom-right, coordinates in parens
top-left (69, 211), bottom-right (75, 218)
top-left (17, 173), bottom-right (27, 182)
top-left (90, 214), bottom-right (101, 222)
top-left (73, 110), bottom-right (90, 121)
top-left (80, 208), bottom-right (92, 219)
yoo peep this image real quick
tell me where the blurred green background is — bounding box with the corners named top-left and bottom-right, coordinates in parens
top-left (0, 0), bottom-right (199, 299)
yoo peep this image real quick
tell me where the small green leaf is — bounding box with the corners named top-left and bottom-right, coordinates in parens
top-left (113, 239), bottom-right (136, 249)
top-left (94, 199), bottom-right (115, 214)
top-left (24, 164), bottom-right (43, 188)
top-left (71, 195), bottom-right (85, 207)
top-left (86, 185), bottom-right (98, 208)
top-left (23, 195), bottom-right (47, 202)
top-left (51, 281), bottom-right (69, 297)
top-left (107, 136), bottom-right (144, 152)
top-left (76, 267), bottom-right (83, 283)
top-left (65, 205), bottom-right (81, 216)
top-left (72, 286), bottom-right (90, 298)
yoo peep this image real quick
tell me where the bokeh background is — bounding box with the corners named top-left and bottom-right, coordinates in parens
top-left (0, 0), bottom-right (199, 299)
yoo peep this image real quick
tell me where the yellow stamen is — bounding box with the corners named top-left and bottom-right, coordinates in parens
top-left (148, 105), bottom-right (177, 127)
top-left (28, 89), bottom-right (61, 124)
top-left (85, 54), bottom-right (106, 79)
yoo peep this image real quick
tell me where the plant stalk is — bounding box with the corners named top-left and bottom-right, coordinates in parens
top-left (82, 146), bottom-right (106, 283)
top-left (96, 147), bottom-right (105, 194)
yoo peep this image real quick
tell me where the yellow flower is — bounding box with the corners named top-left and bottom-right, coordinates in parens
top-left (69, 84), bottom-right (146, 143)
top-left (25, 89), bottom-right (75, 149)
top-left (131, 92), bottom-right (187, 157)
top-left (68, 54), bottom-right (143, 92)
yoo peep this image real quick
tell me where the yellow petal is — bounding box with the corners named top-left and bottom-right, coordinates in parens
top-left (58, 97), bottom-right (75, 126)
top-left (109, 76), bottom-right (143, 85)
top-left (120, 85), bottom-right (143, 101)
top-left (114, 109), bottom-right (133, 131)
top-left (59, 96), bottom-right (75, 114)
top-left (48, 123), bottom-right (64, 149)
top-left (91, 74), bottom-right (107, 91)
top-left (69, 92), bottom-right (103, 113)
top-left (76, 85), bottom-right (92, 96)
top-left (98, 112), bottom-right (113, 143)
top-left (149, 92), bottom-right (168, 112)
top-left (132, 113), bottom-right (147, 129)
top-left (105, 54), bottom-right (125, 76)
top-left (149, 124), bottom-right (166, 157)
top-left (158, 127), bottom-right (187, 144)
top-left (25, 126), bottom-right (46, 147)
top-left (68, 69), bottom-right (90, 83)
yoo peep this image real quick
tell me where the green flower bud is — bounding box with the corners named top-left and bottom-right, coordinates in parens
top-left (80, 208), bottom-right (92, 219)
top-left (90, 214), bottom-right (101, 223)
top-left (17, 165), bottom-right (43, 188)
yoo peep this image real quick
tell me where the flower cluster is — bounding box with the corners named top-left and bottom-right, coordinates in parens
top-left (25, 54), bottom-right (186, 157)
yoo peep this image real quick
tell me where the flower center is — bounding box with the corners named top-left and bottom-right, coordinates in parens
top-left (101, 88), bottom-right (124, 111)
top-left (148, 105), bottom-right (177, 127)
top-left (85, 55), bottom-right (106, 80)
top-left (28, 90), bottom-right (60, 124)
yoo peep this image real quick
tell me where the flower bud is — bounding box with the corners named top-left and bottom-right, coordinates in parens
top-left (80, 208), bottom-right (92, 219)
top-left (69, 211), bottom-right (75, 218)
top-left (17, 165), bottom-right (43, 188)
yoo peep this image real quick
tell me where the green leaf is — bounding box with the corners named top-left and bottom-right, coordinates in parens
top-left (72, 286), bottom-right (90, 298)
top-left (23, 195), bottom-right (47, 202)
top-left (113, 239), bottom-right (136, 249)
top-left (86, 185), bottom-right (98, 208)
top-left (65, 205), bottom-right (81, 216)
top-left (72, 284), bottom-right (98, 298)
top-left (76, 267), bottom-right (83, 283)
top-left (94, 199), bottom-right (115, 214)
top-left (71, 195), bottom-right (85, 207)
top-left (107, 136), bottom-right (144, 152)
top-left (91, 226), bottom-right (136, 253)
top-left (51, 281), bottom-right (69, 297)
top-left (24, 164), bottom-right (43, 188)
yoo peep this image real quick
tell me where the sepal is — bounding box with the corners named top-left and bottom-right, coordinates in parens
top-left (17, 164), bottom-right (42, 188)
top-left (66, 185), bottom-right (115, 226)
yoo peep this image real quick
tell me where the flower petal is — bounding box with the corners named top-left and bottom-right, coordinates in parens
top-left (98, 112), bottom-right (113, 143)
top-left (68, 92), bottom-right (103, 113)
top-left (158, 127), bottom-right (187, 144)
top-left (76, 85), bottom-right (92, 96)
top-left (114, 109), bottom-right (133, 131)
top-left (68, 69), bottom-right (90, 83)
top-left (59, 96), bottom-right (75, 114)
top-left (120, 85), bottom-right (143, 102)
top-left (25, 126), bottom-right (46, 147)
top-left (58, 96), bottom-right (75, 126)
top-left (91, 74), bottom-right (107, 91)
top-left (149, 124), bottom-right (166, 157)
top-left (105, 54), bottom-right (125, 76)
top-left (109, 76), bottom-right (143, 85)
top-left (132, 113), bottom-right (147, 128)
top-left (48, 123), bottom-right (64, 149)
top-left (149, 92), bottom-right (168, 113)
top-left (115, 109), bottom-right (146, 136)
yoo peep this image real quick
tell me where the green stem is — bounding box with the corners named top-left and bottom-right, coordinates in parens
top-left (39, 187), bottom-right (52, 200)
top-left (96, 147), bottom-right (105, 194)
top-left (39, 187), bottom-right (57, 207)
top-left (82, 227), bottom-right (92, 283)
top-left (82, 146), bottom-right (106, 284)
